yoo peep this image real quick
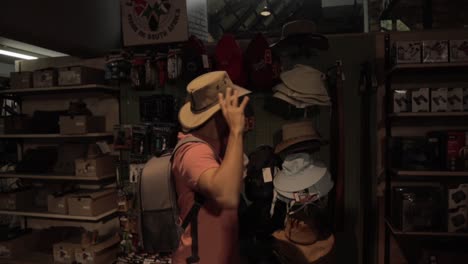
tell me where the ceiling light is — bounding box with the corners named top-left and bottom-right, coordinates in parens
top-left (0, 49), bottom-right (37, 60)
top-left (260, 5), bottom-right (271, 17)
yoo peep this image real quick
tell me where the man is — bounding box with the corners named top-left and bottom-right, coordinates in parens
top-left (172, 71), bottom-right (251, 264)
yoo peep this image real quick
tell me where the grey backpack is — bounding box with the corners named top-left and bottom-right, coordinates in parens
top-left (140, 136), bottom-right (207, 263)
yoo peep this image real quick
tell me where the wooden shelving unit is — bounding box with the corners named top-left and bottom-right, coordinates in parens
top-left (385, 220), bottom-right (468, 238)
top-left (0, 173), bottom-right (115, 181)
top-left (383, 33), bottom-right (468, 263)
top-left (0, 84), bottom-right (119, 96)
top-left (389, 112), bottom-right (468, 118)
top-left (0, 208), bottom-right (117, 221)
top-left (0, 132), bottom-right (113, 139)
top-left (392, 170), bottom-right (468, 177)
top-left (386, 62), bottom-right (468, 76)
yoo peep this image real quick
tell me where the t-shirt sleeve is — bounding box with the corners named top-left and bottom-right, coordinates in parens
top-left (174, 143), bottom-right (220, 190)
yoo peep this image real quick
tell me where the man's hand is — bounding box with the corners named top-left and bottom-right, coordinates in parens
top-left (218, 88), bottom-right (250, 135)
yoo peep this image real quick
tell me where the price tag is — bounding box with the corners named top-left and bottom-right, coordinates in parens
top-left (96, 141), bottom-right (111, 154)
top-left (262, 168), bottom-right (273, 183)
top-left (202, 54), bottom-right (210, 69)
top-left (264, 49), bottom-right (272, 64)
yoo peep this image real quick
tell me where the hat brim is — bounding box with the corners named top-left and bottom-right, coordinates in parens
top-left (274, 170), bottom-right (334, 200)
top-left (179, 84), bottom-right (251, 131)
top-left (274, 164), bottom-right (327, 193)
top-left (277, 140), bottom-right (323, 155)
top-left (273, 83), bottom-right (330, 101)
top-left (275, 135), bottom-right (323, 154)
top-left (270, 34), bottom-right (329, 50)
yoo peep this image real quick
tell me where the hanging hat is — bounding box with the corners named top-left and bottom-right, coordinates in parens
top-left (273, 64), bottom-right (330, 107)
top-left (244, 33), bottom-right (281, 91)
top-left (178, 71), bottom-right (251, 131)
top-left (215, 34), bottom-right (247, 86)
top-left (271, 20), bottom-right (329, 50)
top-left (274, 153), bottom-right (326, 192)
top-left (275, 171), bottom-right (334, 202)
top-left (183, 35), bottom-right (209, 82)
top-left (275, 120), bottom-right (323, 154)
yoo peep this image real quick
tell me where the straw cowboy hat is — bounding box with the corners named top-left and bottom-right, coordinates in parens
top-left (178, 71), bottom-right (251, 131)
top-left (275, 120), bottom-right (324, 154)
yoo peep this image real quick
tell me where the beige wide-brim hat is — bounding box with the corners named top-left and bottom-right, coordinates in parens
top-left (179, 71), bottom-right (251, 131)
top-left (275, 120), bottom-right (324, 154)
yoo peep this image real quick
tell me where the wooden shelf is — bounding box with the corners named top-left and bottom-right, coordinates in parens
top-left (0, 84), bottom-right (119, 96)
top-left (393, 170), bottom-right (468, 177)
top-left (390, 112), bottom-right (468, 118)
top-left (0, 132), bottom-right (113, 139)
top-left (387, 62), bottom-right (468, 75)
top-left (386, 220), bottom-right (468, 238)
top-left (0, 173), bottom-right (115, 181)
top-left (5, 251), bottom-right (54, 264)
top-left (0, 208), bottom-right (117, 221)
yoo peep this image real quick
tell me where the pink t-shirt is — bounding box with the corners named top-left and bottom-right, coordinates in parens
top-left (171, 133), bottom-right (240, 264)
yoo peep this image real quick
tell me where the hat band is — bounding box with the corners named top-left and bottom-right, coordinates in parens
top-left (190, 91), bottom-right (218, 114)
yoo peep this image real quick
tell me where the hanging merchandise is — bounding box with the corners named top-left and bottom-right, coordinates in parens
top-left (131, 55), bottom-right (147, 89)
top-left (275, 120), bottom-right (324, 155)
top-left (139, 95), bottom-right (176, 123)
top-left (156, 53), bottom-right (168, 87)
top-left (105, 50), bottom-right (131, 81)
top-left (215, 34), bottom-right (247, 87)
top-left (244, 33), bottom-right (281, 91)
top-left (273, 64), bottom-right (331, 108)
top-left (271, 153), bottom-right (335, 264)
top-left (167, 48), bottom-right (183, 80)
top-left (130, 54), bottom-right (158, 90)
top-left (271, 20), bottom-right (329, 53)
top-left (273, 153), bottom-right (333, 204)
top-left (182, 35), bottom-right (210, 82)
top-left (241, 146), bottom-right (284, 240)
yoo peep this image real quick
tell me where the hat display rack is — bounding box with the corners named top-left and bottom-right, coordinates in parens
top-left (270, 31), bottom-right (346, 232)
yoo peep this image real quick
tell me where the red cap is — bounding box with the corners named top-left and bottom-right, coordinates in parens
top-left (215, 34), bottom-right (247, 86)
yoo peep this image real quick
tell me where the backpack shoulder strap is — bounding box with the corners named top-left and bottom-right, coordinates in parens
top-left (171, 136), bottom-right (209, 160)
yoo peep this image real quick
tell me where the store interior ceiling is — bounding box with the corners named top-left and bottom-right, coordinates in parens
top-left (1, 0), bottom-right (468, 76)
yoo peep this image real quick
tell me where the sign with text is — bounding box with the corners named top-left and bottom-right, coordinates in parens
top-left (121, 0), bottom-right (189, 46)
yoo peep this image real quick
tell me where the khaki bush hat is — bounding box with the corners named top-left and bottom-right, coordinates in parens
top-left (178, 71), bottom-right (251, 131)
top-left (280, 64), bottom-right (328, 97)
top-left (275, 120), bottom-right (323, 154)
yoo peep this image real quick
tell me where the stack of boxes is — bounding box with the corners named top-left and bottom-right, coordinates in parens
top-left (393, 87), bottom-right (465, 113)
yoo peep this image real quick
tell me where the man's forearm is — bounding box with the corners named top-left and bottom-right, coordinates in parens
top-left (211, 132), bottom-right (244, 206)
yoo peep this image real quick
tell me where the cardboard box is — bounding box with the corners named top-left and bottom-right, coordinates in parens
top-left (74, 235), bottom-right (119, 264)
top-left (75, 155), bottom-right (115, 178)
top-left (0, 189), bottom-right (35, 210)
top-left (447, 131), bottom-right (465, 171)
top-left (450, 40), bottom-right (468, 62)
top-left (423, 40), bottom-right (449, 63)
top-left (68, 189), bottom-right (117, 216)
top-left (394, 41), bottom-right (422, 64)
top-left (448, 207), bottom-right (467, 232)
top-left (48, 194), bottom-right (69, 215)
top-left (53, 240), bottom-right (81, 264)
top-left (58, 66), bottom-right (104, 86)
top-left (3, 115), bottom-right (32, 134)
top-left (448, 184), bottom-right (468, 209)
top-left (411, 88), bottom-right (430, 112)
top-left (0, 232), bottom-right (39, 259)
top-left (393, 90), bottom-right (410, 113)
top-left (33, 68), bottom-right (57, 88)
top-left (463, 88), bottom-right (468, 111)
top-left (9, 71), bottom-right (33, 89)
top-left (431, 88), bottom-right (448, 112)
top-left (448, 88), bottom-right (464, 112)
top-left (59, 116), bottom-right (106, 135)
